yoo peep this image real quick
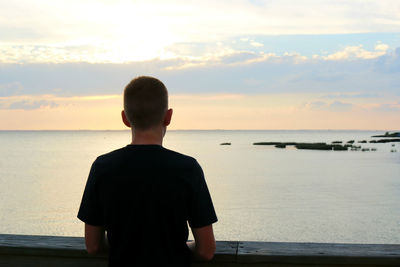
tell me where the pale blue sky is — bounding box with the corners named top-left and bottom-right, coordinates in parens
top-left (231, 33), bottom-right (400, 56)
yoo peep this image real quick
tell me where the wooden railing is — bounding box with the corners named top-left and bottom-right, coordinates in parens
top-left (0, 234), bottom-right (399, 266)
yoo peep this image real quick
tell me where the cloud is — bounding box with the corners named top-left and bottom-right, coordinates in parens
top-left (0, 82), bottom-right (24, 96)
top-left (0, 45), bottom-right (399, 98)
top-left (0, 94), bottom-right (121, 112)
top-left (0, 99), bottom-right (58, 110)
top-left (2, 0), bottom-right (400, 45)
top-left (1, 1), bottom-right (400, 64)
top-left (1, 34), bottom-right (394, 65)
top-left (308, 101), bottom-right (326, 110)
top-left (0, 26), bottom-right (45, 41)
top-left (375, 43), bottom-right (389, 51)
top-left (307, 101), bottom-right (353, 112)
top-left (217, 51), bottom-right (265, 65)
top-left (374, 47), bottom-right (400, 73)
top-left (250, 41), bottom-right (264, 47)
top-left (373, 102), bottom-right (400, 112)
top-left (322, 92), bottom-right (381, 99)
top-left (0, 92), bottom-right (398, 130)
top-left (0, 44), bottom-right (134, 64)
top-left (318, 44), bottom-right (389, 61)
top-left (329, 101), bottom-right (353, 112)
top-left (238, 37), bottom-right (265, 48)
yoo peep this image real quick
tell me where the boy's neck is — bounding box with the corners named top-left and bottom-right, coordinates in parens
top-left (130, 127), bottom-right (165, 145)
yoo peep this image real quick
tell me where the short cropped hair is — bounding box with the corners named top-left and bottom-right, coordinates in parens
top-left (123, 76), bottom-right (168, 130)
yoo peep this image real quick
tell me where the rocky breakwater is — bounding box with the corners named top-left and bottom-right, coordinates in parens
top-left (252, 131), bottom-right (400, 152)
top-left (372, 131), bottom-right (400, 138)
top-left (253, 142), bottom-right (350, 151)
top-left (295, 143), bottom-right (348, 151)
top-left (369, 138), bottom-right (400, 143)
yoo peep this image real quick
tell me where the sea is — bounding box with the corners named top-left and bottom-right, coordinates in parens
top-left (0, 130), bottom-right (399, 244)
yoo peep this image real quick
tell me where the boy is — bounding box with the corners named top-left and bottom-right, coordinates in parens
top-left (78, 76), bottom-right (217, 266)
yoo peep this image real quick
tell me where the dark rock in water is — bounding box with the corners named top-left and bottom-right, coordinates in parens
top-left (253, 142), bottom-right (297, 146)
top-left (332, 141), bottom-right (342, 144)
top-left (373, 138), bottom-right (400, 143)
top-left (372, 131), bottom-right (400, 138)
top-left (275, 144), bottom-right (286, 148)
top-left (344, 144), bottom-right (352, 148)
top-left (283, 142), bottom-right (298, 146)
top-left (333, 145), bottom-right (348, 151)
top-left (347, 140), bottom-right (355, 144)
top-left (358, 140), bottom-right (367, 143)
top-left (253, 142), bottom-right (281, 145)
top-left (295, 143), bottom-right (332, 150)
top-left (361, 148), bottom-right (370, 152)
top-left (369, 140), bottom-right (377, 143)
top-left (220, 142), bottom-right (231, 145)
top-left (295, 143), bottom-right (348, 151)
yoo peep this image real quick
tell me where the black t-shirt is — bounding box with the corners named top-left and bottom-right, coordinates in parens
top-left (77, 144), bottom-right (217, 266)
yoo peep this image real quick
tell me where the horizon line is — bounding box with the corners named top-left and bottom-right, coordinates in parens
top-left (0, 129), bottom-right (397, 132)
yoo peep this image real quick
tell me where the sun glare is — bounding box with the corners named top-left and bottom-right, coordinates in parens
top-left (78, 2), bottom-right (180, 62)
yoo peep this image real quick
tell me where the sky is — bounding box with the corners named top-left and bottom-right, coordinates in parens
top-left (0, 0), bottom-right (399, 130)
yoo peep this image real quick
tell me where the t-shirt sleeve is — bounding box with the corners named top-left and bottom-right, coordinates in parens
top-left (77, 160), bottom-right (104, 226)
top-left (188, 160), bottom-right (218, 228)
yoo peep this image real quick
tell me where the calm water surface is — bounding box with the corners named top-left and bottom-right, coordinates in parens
top-left (0, 130), bottom-right (399, 243)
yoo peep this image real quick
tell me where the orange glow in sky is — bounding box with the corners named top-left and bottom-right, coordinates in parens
top-left (0, 94), bottom-right (398, 130)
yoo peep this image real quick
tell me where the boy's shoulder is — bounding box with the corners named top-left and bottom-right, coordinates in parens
top-left (90, 145), bottom-right (203, 187)
top-left (162, 147), bottom-right (197, 162)
top-left (95, 145), bottom-right (198, 167)
top-left (95, 146), bottom-right (126, 164)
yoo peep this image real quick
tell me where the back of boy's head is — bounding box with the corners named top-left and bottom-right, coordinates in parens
top-left (123, 76), bottom-right (168, 130)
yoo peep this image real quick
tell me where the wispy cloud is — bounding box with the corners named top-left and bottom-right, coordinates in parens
top-left (1, 92), bottom-right (398, 130)
top-left (315, 44), bottom-right (389, 61)
top-left (0, 45), bottom-right (399, 98)
top-left (329, 101), bottom-right (353, 112)
top-left (322, 92), bottom-right (382, 99)
top-left (0, 94), bottom-right (121, 111)
top-left (9, 100), bottom-right (58, 110)
top-left (0, 82), bottom-right (24, 96)
top-left (1, 36), bottom-right (396, 65)
top-left (373, 102), bottom-right (400, 112)
top-left (306, 101), bottom-right (353, 112)
top-left (250, 41), bottom-right (264, 47)
top-left (0, 98), bottom-right (58, 110)
top-left (374, 47), bottom-right (400, 73)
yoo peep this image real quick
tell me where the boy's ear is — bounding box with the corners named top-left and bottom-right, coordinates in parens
top-left (163, 108), bottom-right (173, 127)
top-left (121, 110), bottom-right (131, 128)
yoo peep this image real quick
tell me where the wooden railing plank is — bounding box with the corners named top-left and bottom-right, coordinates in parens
top-left (237, 241), bottom-right (400, 265)
top-left (1, 234), bottom-right (400, 266)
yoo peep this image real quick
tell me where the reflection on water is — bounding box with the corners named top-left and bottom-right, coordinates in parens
top-left (0, 130), bottom-right (399, 244)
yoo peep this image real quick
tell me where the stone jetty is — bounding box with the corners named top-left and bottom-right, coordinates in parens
top-left (372, 131), bottom-right (400, 138)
